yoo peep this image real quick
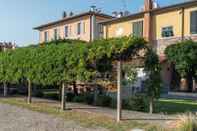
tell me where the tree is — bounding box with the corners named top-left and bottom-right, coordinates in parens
top-left (144, 49), bottom-right (162, 114)
top-left (165, 40), bottom-right (197, 91)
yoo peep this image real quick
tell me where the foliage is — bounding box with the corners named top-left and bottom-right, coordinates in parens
top-left (144, 49), bottom-right (162, 99)
top-left (165, 40), bottom-right (197, 78)
top-left (95, 94), bottom-right (112, 107)
top-left (122, 64), bottom-right (137, 86)
top-left (122, 94), bottom-right (148, 112)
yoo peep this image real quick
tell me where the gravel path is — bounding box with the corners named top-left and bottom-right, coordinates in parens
top-left (0, 103), bottom-right (108, 131)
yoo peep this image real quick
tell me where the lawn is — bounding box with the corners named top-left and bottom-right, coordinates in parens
top-left (156, 98), bottom-right (197, 114)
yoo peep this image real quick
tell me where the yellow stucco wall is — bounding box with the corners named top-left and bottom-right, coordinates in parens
top-left (103, 5), bottom-right (197, 40)
top-left (152, 9), bottom-right (182, 40)
top-left (39, 15), bottom-right (91, 43)
top-left (103, 18), bottom-right (144, 39)
top-left (184, 6), bottom-right (197, 36)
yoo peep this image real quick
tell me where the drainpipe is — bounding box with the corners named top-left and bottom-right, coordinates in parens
top-left (181, 7), bottom-right (185, 41)
top-left (90, 14), bottom-right (96, 42)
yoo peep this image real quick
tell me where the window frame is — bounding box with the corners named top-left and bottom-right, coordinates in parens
top-left (65, 26), bottom-right (69, 38)
top-left (44, 31), bottom-right (48, 42)
top-left (161, 26), bottom-right (174, 38)
top-left (190, 10), bottom-right (197, 34)
top-left (77, 22), bottom-right (81, 35)
top-left (54, 28), bottom-right (58, 40)
top-left (132, 20), bottom-right (143, 37)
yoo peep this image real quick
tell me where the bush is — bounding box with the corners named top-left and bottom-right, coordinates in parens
top-left (122, 94), bottom-right (148, 112)
top-left (43, 91), bottom-right (59, 100)
top-left (72, 93), bottom-right (94, 105)
top-left (66, 92), bottom-right (75, 102)
top-left (72, 95), bottom-right (86, 103)
top-left (95, 94), bottom-right (112, 107)
top-left (33, 90), bottom-right (44, 97)
top-left (83, 93), bottom-right (94, 105)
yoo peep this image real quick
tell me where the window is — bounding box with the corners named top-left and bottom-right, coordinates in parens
top-left (132, 21), bottom-right (143, 37)
top-left (54, 29), bottom-right (58, 40)
top-left (77, 22), bottom-right (81, 35)
top-left (65, 26), bottom-right (68, 37)
top-left (190, 11), bottom-right (197, 34)
top-left (161, 26), bottom-right (174, 38)
top-left (44, 31), bottom-right (48, 42)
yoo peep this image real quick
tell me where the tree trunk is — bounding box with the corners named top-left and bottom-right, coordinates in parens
top-left (180, 77), bottom-right (188, 91)
top-left (27, 79), bottom-right (32, 104)
top-left (149, 97), bottom-right (153, 114)
top-left (192, 78), bottom-right (196, 92)
top-left (61, 83), bottom-right (66, 111)
top-left (3, 82), bottom-right (7, 97)
top-left (117, 61), bottom-right (122, 122)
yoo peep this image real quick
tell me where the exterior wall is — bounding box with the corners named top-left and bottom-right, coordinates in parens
top-left (154, 6), bottom-right (197, 55)
top-left (101, 3), bottom-right (197, 92)
top-left (184, 6), bottom-right (197, 36)
top-left (39, 15), bottom-right (91, 43)
top-left (103, 18), bottom-right (144, 38)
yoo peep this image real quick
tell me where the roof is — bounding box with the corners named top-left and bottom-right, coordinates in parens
top-left (100, 0), bottom-right (197, 25)
top-left (34, 11), bottom-right (113, 30)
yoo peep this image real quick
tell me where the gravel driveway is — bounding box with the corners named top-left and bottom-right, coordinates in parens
top-left (0, 103), bottom-right (108, 131)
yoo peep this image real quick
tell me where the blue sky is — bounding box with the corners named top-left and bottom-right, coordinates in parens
top-left (0, 0), bottom-right (185, 46)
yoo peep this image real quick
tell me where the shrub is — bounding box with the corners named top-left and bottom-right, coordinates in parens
top-left (83, 93), bottom-right (94, 105)
top-left (66, 92), bottom-right (75, 102)
top-left (178, 113), bottom-right (197, 131)
top-left (33, 90), bottom-right (44, 98)
top-left (43, 92), bottom-right (59, 100)
top-left (95, 94), bottom-right (112, 107)
top-left (72, 93), bottom-right (94, 105)
top-left (122, 94), bottom-right (148, 112)
top-left (72, 95), bottom-right (86, 103)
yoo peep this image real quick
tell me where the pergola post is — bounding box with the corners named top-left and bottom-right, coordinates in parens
top-left (3, 82), bottom-right (7, 97)
top-left (61, 83), bottom-right (66, 111)
top-left (117, 61), bottom-right (122, 122)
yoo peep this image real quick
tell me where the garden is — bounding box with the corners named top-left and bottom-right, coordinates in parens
top-left (0, 36), bottom-right (197, 131)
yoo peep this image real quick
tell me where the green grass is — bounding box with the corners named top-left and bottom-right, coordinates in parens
top-left (0, 98), bottom-right (160, 131)
top-left (156, 99), bottom-right (197, 114)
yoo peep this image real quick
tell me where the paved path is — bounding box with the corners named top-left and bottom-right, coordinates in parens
top-left (27, 97), bottom-right (178, 126)
top-left (0, 103), bottom-right (108, 131)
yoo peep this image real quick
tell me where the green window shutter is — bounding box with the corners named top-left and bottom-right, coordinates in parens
top-left (190, 11), bottom-right (197, 34)
top-left (133, 21), bottom-right (143, 37)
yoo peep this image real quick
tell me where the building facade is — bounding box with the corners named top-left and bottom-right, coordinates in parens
top-left (34, 11), bottom-right (113, 43)
top-left (100, 0), bottom-right (197, 92)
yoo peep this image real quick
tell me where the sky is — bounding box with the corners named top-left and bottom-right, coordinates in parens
top-left (0, 0), bottom-right (185, 46)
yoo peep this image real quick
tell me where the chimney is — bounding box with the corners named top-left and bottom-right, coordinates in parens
top-left (143, 0), bottom-right (153, 42)
top-left (62, 11), bottom-right (67, 18)
top-left (144, 0), bottom-right (153, 11)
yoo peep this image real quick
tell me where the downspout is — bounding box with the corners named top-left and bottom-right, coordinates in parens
top-left (181, 7), bottom-right (185, 41)
top-left (90, 13), bottom-right (96, 42)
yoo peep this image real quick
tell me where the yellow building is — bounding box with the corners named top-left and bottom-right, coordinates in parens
top-left (100, 0), bottom-right (197, 91)
top-left (34, 11), bottom-right (112, 43)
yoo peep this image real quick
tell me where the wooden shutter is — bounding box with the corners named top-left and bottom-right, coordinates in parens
top-left (133, 21), bottom-right (143, 37)
top-left (190, 11), bottom-right (197, 34)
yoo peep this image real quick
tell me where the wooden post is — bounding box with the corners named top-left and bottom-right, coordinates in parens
top-left (61, 83), bottom-right (66, 111)
top-left (149, 97), bottom-right (153, 114)
top-left (3, 82), bottom-right (7, 97)
top-left (27, 79), bottom-right (32, 104)
top-left (117, 61), bottom-right (122, 122)
top-left (193, 78), bottom-right (196, 92)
